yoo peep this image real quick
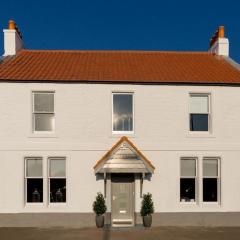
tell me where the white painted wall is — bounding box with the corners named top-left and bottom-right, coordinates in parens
top-left (0, 82), bottom-right (240, 213)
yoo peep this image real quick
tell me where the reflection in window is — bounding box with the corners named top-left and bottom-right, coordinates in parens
top-left (25, 158), bottom-right (43, 203)
top-left (180, 158), bottom-right (196, 202)
top-left (49, 158), bottom-right (66, 203)
top-left (33, 92), bottom-right (55, 132)
top-left (113, 93), bottom-right (133, 132)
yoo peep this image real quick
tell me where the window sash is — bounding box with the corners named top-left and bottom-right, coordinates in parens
top-left (202, 158), bottom-right (219, 178)
top-left (26, 178), bottom-right (43, 203)
top-left (190, 94), bottom-right (209, 114)
top-left (203, 158), bottom-right (220, 178)
top-left (112, 92), bottom-right (134, 133)
top-left (180, 158), bottom-right (197, 177)
top-left (203, 178), bottom-right (219, 202)
top-left (25, 158), bottom-right (43, 178)
top-left (33, 92), bottom-right (54, 113)
top-left (33, 113), bottom-right (55, 132)
top-left (48, 158), bottom-right (66, 178)
top-left (180, 178), bottom-right (196, 202)
top-left (49, 178), bottom-right (66, 203)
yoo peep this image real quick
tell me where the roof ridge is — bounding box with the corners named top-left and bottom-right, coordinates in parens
top-left (19, 49), bottom-right (209, 54)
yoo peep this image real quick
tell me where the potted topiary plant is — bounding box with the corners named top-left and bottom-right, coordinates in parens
top-left (93, 192), bottom-right (107, 228)
top-left (140, 193), bottom-right (154, 227)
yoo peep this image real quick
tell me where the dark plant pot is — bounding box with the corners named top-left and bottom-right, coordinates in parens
top-left (143, 215), bottom-right (152, 227)
top-left (95, 214), bottom-right (104, 228)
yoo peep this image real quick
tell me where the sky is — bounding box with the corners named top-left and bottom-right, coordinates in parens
top-left (0, 0), bottom-right (239, 62)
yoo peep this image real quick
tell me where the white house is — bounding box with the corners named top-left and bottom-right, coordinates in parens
top-left (0, 20), bottom-right (240, 227)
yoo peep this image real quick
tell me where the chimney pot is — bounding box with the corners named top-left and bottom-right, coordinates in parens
top-left (218, 26), bottom-right (225, 38)
top-left (8, 20), bottom-right (16, 30)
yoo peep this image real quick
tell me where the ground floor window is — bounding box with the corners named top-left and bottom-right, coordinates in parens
top-left (179, 156), bottom-right (221, 204)
top-left (203, 158), bottom-right (220, 202)
top-left (180, 158), bottom-right (197, 202)
top-left (49, 157), bottom-right (66, 203)
top-left (25, 157), bottom-right (43, 203)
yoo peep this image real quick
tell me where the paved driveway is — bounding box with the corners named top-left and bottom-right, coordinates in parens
top-left (0, 226), bottom-right (239, 240)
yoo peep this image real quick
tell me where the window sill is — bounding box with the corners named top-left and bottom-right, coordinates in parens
top-left (25, 203), bottom-right (44, 207)
top-left (180, 201), bottom-right (197, 204)
top-left (48, 203), bottom-right (67, 207)
top-left (28, 133), bottom-right (58, 138)
top-left (202, 202), bottom-right (221, 206)
top-left (186, 132), bottom-right (215, 138)
top-left (110, 133), bottom-right (137, 138)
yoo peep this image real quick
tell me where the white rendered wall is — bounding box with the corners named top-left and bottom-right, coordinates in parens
top-left (0, 83), bottom-right (240, 213)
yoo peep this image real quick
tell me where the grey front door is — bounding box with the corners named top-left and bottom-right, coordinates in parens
top-left (111, 174), bottom-right (134, 226)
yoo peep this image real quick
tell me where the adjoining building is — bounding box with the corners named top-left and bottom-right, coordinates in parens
top-left (1, 20), bottom-right (240, 227)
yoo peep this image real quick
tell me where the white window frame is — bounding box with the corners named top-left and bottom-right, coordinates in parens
top-left (202, 157), bottom-right (221, 203)
top-left (180, 157), bottom-right (198, 203)
top-left (112, 92), bottom-right (134, 134)
top-left (32, 91), bottom-right (55, 134)
top-left (48, 157), bottom-right (67, 205)
top-left (189, 93), bottom-right (211, 134)
top-left (24, 157), bottom-right (43, 205)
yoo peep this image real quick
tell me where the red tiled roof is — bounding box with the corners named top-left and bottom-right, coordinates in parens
top-left (0, 50), bottom-right (240, 84)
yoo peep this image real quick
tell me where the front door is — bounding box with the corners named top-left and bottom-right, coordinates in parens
top-left (111, 174), bottom-right (134, 227)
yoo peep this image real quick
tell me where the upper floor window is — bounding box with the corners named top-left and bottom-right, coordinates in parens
top-left (112, 93), bottom-right (133, 133)
top-left (189, 94), bottom-right (210, 132)
top-left (33, 92), bottom-right (55, 132)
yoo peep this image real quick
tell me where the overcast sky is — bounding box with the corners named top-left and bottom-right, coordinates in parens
top-left (0, 0), bottom-right (239, 63)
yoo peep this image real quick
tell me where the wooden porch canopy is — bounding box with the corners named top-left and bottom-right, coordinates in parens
top-left (93, 136), bottom-right (155, 174)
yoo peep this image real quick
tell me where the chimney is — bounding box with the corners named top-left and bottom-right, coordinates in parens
top-left (209, 26), bottom-right (229, 57)
top-left (3, 20), bottom-right (24, 56)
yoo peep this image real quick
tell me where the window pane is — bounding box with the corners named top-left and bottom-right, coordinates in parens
top-left (50, 159), bottom-right (66, 177)
top-left (27, 179), bottom-right (43, 202)
top-left (203, 159), bottom-right (218, 177)
top-left (34, 93), bottom-right (54, 112)
top-left (180, 178), bottom-right (195, 202)
top-left (190, 114), bottom-right (208, 131)
top-left (34, 113), bottom-right (54, 131)
top-left (181, 159), bottom-right (196, 177)
top-left (203, 178), bottom-right (218, 202)
top-left (50, 179), bottom-right (66, 202)
top-left (190, 95), bottom-right (208, 113)
top-left (26, 159), bottom-right (42, 177)
top-left (113, 94), bottom-right (133, 131)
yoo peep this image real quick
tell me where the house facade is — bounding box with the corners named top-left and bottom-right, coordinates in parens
top-left (1, 21), bottom-right (240, 227)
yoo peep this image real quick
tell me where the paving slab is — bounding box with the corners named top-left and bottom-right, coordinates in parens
top-left (0, 226), bottom-right (240, 240)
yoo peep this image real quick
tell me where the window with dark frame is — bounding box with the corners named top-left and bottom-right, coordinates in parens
top-left (25, 158), bottom-right (43, 203)
top-left (189, 94), bottom-right (209, 132)
top-left (180, 158), bottom-right (197, 202)
top-left (33, 92), bottom-right (55, 132)
top-left (49, 158), bottom-right (66, 203)
top-left (203, 158), bottom-right (219, 202)
top-left (112, 93), bottom-right (133, 132)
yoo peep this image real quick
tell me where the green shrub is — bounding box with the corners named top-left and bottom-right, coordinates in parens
top-left (93, 192), bottom-right (107, 215)
top-left (140, 193), bottom-right (154, 216)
